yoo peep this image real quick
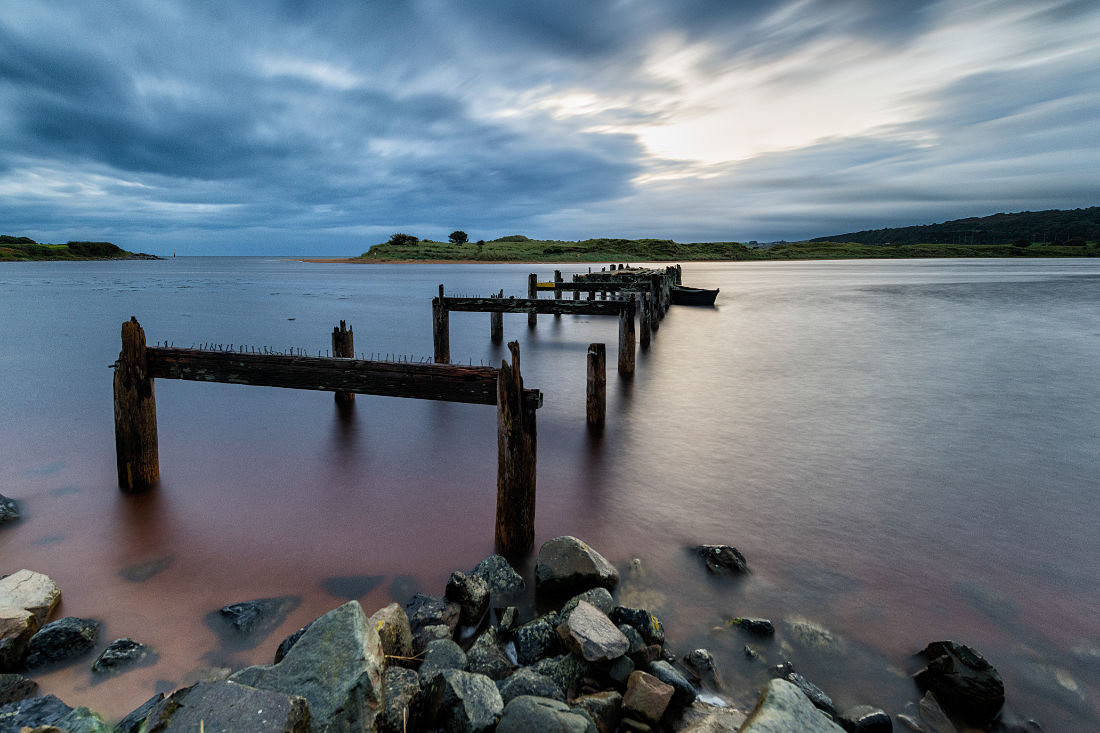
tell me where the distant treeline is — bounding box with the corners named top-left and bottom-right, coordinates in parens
top-left (0, 236), bottom-right (152, 261)
top-left (812, 207), bottom-right (1100, 245)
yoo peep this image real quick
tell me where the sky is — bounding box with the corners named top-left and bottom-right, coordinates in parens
top-left (2, 1), bottom-right (1098, 255)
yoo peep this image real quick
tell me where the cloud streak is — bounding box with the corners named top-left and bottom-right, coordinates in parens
top-left (1, 0), bottom-right (1097, 253)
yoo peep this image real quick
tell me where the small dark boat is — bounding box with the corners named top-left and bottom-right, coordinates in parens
top-left (670, 284), bottom-right (719, 306)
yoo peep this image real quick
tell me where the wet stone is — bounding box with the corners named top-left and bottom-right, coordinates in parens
top-left (622, 670), bottom-right (674, 725)
top-left (0, 495), bottom-right (19, 526)
top-left (914, 640), bottom-right (1005, 726)
top-left (92, 637), bottom-right (153, 674)
top-left (419, 638), bottom-right (467, 686)
top-left (446, 571), bottom-right (491, 626)
top-left (0, 673), bottom-right (38, 705)
top-left (496, 695), bottom-right (596, 733)
top-left (556, 600), bottom-right (630, 663)
top-left (497, 667), bottom-right (566, 704)
top-left (728, 617), bottom-right (774, 636)
top-left (118, 556), bottom-right (174, 583)
top-left (26, 616), bottom-right (99, 668)
top-left (514, 615), bottom-right (560, 666)
top-left (466, 627), bottom-right (513, 681)
top-left (535, 536), bottom-right (620, 595)
top-left (381, 666), bottom-right (421, 733)
top-left (406, 593), bottom-right (461, 636)
top-left (682, 648), bottom-right (723, 690)
top-left (649, 660), bottom-right (697, 708)
top-left (472, 554), bottom-right (526, 597)
top-left (610, 606), bottom-right (665, 646)
top-left (840, 704), bottom-right (893, 733)
top-left (210, 596), bottom-right (299, 647)
top-left (693, 545), bottom-right (749, 574)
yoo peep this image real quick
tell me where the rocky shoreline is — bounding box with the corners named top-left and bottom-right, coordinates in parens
top-left (1, 515), bottom-right (1047, 733)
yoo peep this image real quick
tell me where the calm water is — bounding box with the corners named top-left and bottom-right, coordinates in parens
top-left (1, 257), bottom-right (1097, 727)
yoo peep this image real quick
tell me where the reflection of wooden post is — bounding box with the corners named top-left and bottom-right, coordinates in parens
top-left (496, 341), bottom-right (537, 556)
top-left (433, 284), bottom-right (450, 363)
top-left (490, 290), bottom-right (504, 343)
top-left (332, 321), bottom-right (355, 404)
top-left (114, 317), bottom-right (159, 492)
top-left (554, 270), bottom-right (562, 318)
top-left (586, 343), bottom-right (606, 428)
top-left (618, 299), bottom-right (636, 375)
top-left (527, 273), bottom-right (538, 329)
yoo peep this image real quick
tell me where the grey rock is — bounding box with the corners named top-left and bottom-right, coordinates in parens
top-left (840, 704), bottom-right (892, 733)
top-left (26, 616), bottom-right (99, 667)
top-left (140, 680), bottom-right (309, 732)
top-left (914, 640), bottom-right (1004, 726)
top-left (381, 666), bottom-right (421, 733)
top-left (0, 569), bottom-right (62, 624)
top-left (472, 554), bottom-right (526, 596)
top-left (230, 600), bottom-right (384, 732)
top-left (532, 653), bottom-right (595, 696)
top-left (535, 536), bottom-right (620, 594)
top-left (414, 623), bottom-right (454, 654)
top-left (562, 587), bottom-right (616, 617)
top-left (212, 596), bottom-right (299, 646)
top-left (610, 606), bottom-right (665, 646)
top-left (739, 678), bottom-right (845, 733)
top-left (447, 571), bottom-right (491, 625)
top-left (274, 620), bottom-right (313, 663)
top-left (496, 606), bottom-right (519, 633)
top-left (514, 615), bottom-right (560, 665)
top-left (419, 638), bottom-right (468, 686)
top-left (0, 673), bottom-right (37, 705)
top-left (693, 545), bottom-right (748, 574)
top-left (777, 668), bottom-right (836, 718)
top-left (115, 692), bottom-right (164, 733)
top-left (0, 694), bottom-right (113, 733)
top-left (497, 695), bottom-right (597, 733)
top-left (423, 668), bottom-right (504, 733)
top-left (608, 655), bottom-right (635, 685)
top-left (557, 600), bottom-right (630, 663)
top-left (498, 667), bottom-right (566, 704)
top-left (649, 660), bottom-right (697, 707)
top-left (0, 607), bottom-right (38, 672)
top-left (917, 691), bottom-right (958, 733)
top-left (0, 495), bottom-right (19, 526)
top-left (675, 700), bottom-right (747, 732)
top-left (466, 627), bottom-right (513, 681)
top-left (406, 593), bottom-right (461, 636)
top-left (619, 624), bottom-right (646, 655)
top-left (572, 691), bottom-right (622, 733)
top-left (369, 602), bottom-right (414, 665)
top-left (784, 616), bottom-right (846, 656)
top-left (728, 617), bottom-right (775, 636)
top-left (682, 649), bottom-right (723, 689)
top-left (91, 637), bottom-right (153, 673)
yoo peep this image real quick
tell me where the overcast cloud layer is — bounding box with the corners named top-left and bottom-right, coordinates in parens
top-left (2, 1), bottom-right (1098, 254)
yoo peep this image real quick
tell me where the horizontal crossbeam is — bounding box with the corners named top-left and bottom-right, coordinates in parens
top-left (435, 297), bottom-right (629, 316)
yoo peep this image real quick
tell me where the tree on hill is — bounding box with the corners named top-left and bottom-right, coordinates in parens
top-left (387, 233), bottom-right (419, 246)
top-left (449, 230), bottom-right (469, 244)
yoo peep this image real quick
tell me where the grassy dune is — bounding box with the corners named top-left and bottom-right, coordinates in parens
top-left (0, 237), bottom-right (154, 261)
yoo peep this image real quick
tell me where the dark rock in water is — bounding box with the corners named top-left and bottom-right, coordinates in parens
top-left (92, 637), bottom-right (153, 673)
top-left (610, 606), bottom-right (665, 646)
top-left (419, 638), bottom-right (468, 686)
top-left (572, 691), bottom-right (622, 733)
top-left (25, 616), bottom-right (99, 668)
top-left (467, 627), bottom-right (513, 681)
top-left (497, 695), bottom-right (597, 733)
top-left (322, 573), bottom-right (383, 600)
top-left (447, 570), bottom-right (491, 625)
top-left (727, 617), bottom-right (774, 636)
top-left (0, 495), bottom-right (20, 526)
top-left (406, 592), bottom-right (461, 636)
top-left (556, 600), bottom-right (630, 663)
top-left (381, 666), bottom-right (421, 733)
top-left (422, 668), bottom-right (504, 733)
top-left (535, 536), bottom-right (620, 595)
top-left (693, 545), bottom-right (748, 574)
top-left (772, 664), bottom-right (836, 718)
top-left (839, 704), bottom-right (892, 733)
top-left (682, 648), bottom-right (723, 690)
top-left (390, 574), bottom-right (422, 603)
top-left (274, 620), bottom-right (314, 664)
top-left (914, 640), bottom-right (1005, 726)
top-left (514, 615), bottom-right (561, 666)
top-left (140, 680), bottom-right (309, 732)
top-left (116, 693), bottom-right (164, 733)
top-left (118, 556), bottom-right (174, 583)
top-left (230, 600), bottom-right (384, 732)
top-left (210, 596), bottom-right (299, 647)
top-left (498, 667), bottom-right (566, 704)
top-left (649, 660), bottom-right (697, 708)
top-left (472, 554), bottom-right (525, 596)
top-left (0, 694), bottom-right (72, 730)
top-left (0, 673), bottom-right (38, 705)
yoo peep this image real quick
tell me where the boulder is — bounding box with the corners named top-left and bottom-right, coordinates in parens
top-left (535, 536), bottom-right (619, 594)
top-left (369, 602), bottom-right (414, 665)
top-left (682, 649), bottom-right (723, 690)
top-left (495, 605), bottom-right (519, 633)
top-left (471, 554), bottom-right (525, 596)
top-left (497, 695), bottom-right (597, 733)
top-left (0, 673), bottom-right (37, 705)
top-left (414, 623), bottom-right (454, 654)
top-left (562, 587), bottom-right (616, 617)
top-left (649, 660), bottom-right (697, 708)
top-left (274, 621), bottom-right (313, 663)
top-left (0, 495), bottom-right (19, 526)
top-left (446, 571), bottom-right (491, 626)
top-left (693, 545), bottom-right (748, 574)
top-left (406, 593), bottom-right (461, 636)
top-left (25, 616), bottom-right (98, 668)
top-left (138, 680), bottom-right (309, 732)
top-left (610, 606), bottom-right (665, 646)
top-left (0, 694), bottom-right (112, 733)
top-left (514, 615), bottom-right (561, 665)
top-left (211, 596), bottom-right (299, 646)
top-left (91, 637), bottom-right (152, 674)
top-left (917, 691), bottom-right (958, 733)
top-left (914, 641), bottom-right (1004, 726)
top-left (571, 691), bottom-right (622, 733)
top-left (0, 570), bottom-right (61, 624)
top-left (839, 704), bottom-right (892, 733)
top-left (116, 693), bottom-right (164, 733)
top-left (380, 666), bottom-right (421, 733)
top-left (739, 678), bottom-right (845, 733)
top-left (622, 670), bottom-right (674, 724)
top-left (498, 667), bottom-right (566, 704)
top-left (556, 600), bottom-right (630, 663)
top-left (532, 653), bottom-right (595, 696)
top-left (727, 617), bottom-right (774, 636)
top-left (418, 638), bottom-right (468, 686)
top-left (0, 607), bottom-right (38, 671)
top-left (422, 669), bottom-right (504, 733)
top-left (466, 627), bottom-right (513, 681)
top-left (675, 700), bottom-right (747, 732)
top-left (784, 616), bottom-right (846, 656)
top-left (773, 664), bottom-right (836, 718)
top-left (608, 655), bottom-right (634, 685)
top-left (231, 600), bottom-right (384, 732)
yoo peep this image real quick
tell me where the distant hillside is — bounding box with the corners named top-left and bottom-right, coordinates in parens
top-left (811, 207), bottom-right (1100, 245)
top-left (0, 236), bottom-right (156, 261)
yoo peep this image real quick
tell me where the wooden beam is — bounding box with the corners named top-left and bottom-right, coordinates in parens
top-left (433, 284), bottom-right (450, 364)
top-left (618, 298), bottom-right (636, 375)
top-left (533, 281), bottom-right (649, 293)
top-left (440, 297), bottom-right (628, 316)
top-left (527, 273), bottom-right (538, 329)
top-left (145, 347), bottom-right (542, 409)
top-left (496, 341), bottom-right (537, 556)
top-left (490, 290), bottom-right (504, 343)
top-left (114, 318), bottom-right (159, 492)
top-left (331, 320), bottom-right (355, 404)
top-left (586, 343), bottom-right (606, 428)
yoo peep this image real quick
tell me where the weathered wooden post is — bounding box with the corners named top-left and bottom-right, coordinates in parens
top-left (331, 321), bottom-right (355, 404)
top-left (586, 343), bottom-right (606, 428)
top-left (650, 274), bottom-right (662, 331)
top-left (554, 270), bottom-right (562, 318)
top-left (496, 341), bottom-right (537, 556)
top-left (675, 265), bottom-right (683, 285)
top-left (639, 293), bottom-right (651, 348)
top-left (490, 290), bottom-right (504, 343)
top-left (114, 317), bottom-right (159, 492)
top-left (527, 273), bottom-right (538, 329)
top-left (433, 284), bottom-right (450, 363)
top-left (618, 298), bottom-right (636, 375)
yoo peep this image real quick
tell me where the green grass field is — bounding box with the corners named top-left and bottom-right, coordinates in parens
top-left (0, 239), bottom-right (150, 261)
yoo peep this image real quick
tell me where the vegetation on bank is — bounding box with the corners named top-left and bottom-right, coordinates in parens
top-left (358, 233), bottom-right (1099, 262)
top-left (0, 236), bottom-right (154, 261)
